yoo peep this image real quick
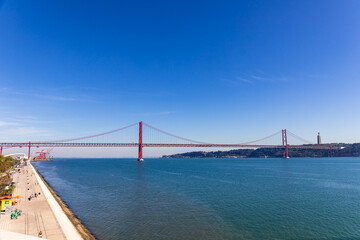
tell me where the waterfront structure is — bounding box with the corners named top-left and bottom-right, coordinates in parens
top-left (0, 163), bottom-right (87, 239)
top-left (4, 153), bottom-right (27, 161)
top-left (317, 132), bottom-right (322, 144)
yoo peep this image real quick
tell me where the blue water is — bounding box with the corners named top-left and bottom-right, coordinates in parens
top-left (33, 158), bottom-right (360, 240)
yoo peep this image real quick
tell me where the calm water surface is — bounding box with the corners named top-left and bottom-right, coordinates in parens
top-left (33, 158), bottom-right (360, 240)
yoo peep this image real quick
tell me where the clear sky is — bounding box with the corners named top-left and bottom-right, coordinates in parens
top-left (0, 0), bottom-right (360, 157)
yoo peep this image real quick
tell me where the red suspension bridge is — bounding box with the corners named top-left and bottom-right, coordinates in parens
top-left (0, 121), bottom-right (336, 161)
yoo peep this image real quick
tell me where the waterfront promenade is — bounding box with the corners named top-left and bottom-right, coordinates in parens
top-left (0, 163), bottom-right (83, 239)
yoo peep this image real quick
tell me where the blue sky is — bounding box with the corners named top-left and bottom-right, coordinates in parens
top-left (1, 0), bottom-right (360, 156)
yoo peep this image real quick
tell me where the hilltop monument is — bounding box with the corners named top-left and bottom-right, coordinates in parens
top-left (317, 132), bottom-right (322, 144)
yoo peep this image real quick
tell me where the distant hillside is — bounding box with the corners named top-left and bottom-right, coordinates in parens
top-left (162, 143), bottom-right (360, 158)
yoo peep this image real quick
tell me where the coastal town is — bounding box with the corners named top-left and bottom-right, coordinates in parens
top-left (0, 154), bottom-right (94, 240)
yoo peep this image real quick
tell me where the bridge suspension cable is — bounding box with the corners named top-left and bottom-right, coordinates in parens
top-left (47, 122), bottom-right (138, 143)
top-left (142, 122), bottom-right (209, 144)
top-left (236, 130), bottom-right (282, 145)
top-left (286, 130), bottom-right (313, 145)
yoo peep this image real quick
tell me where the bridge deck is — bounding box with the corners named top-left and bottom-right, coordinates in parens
top-left (0, 142), bottom-right (334, 149)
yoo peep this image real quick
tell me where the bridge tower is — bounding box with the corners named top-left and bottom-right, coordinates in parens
top-left (282, 129), bottom-right (289, 158)
top-left (138, 121), bottom-right (143, 162)
top-left (28, 141), bottom-right (31, 161)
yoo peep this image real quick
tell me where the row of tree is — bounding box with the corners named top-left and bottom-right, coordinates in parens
top-left (0, 155), bottom-right (18, 196)
top-left (0, 155), bottom-right (15, 173)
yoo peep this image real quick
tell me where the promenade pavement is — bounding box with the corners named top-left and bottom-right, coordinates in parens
top-left (0, 163), bottom-right (67, 239)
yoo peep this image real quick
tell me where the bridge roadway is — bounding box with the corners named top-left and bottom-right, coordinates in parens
top-left (0, 142), bottom-right (335, 149)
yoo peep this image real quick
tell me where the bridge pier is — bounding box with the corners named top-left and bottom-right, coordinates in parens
top-left (138, 121), bottom-right (143, 162)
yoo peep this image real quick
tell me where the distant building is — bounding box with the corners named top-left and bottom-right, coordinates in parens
top-left (317, 132), bottom-right (322, 144)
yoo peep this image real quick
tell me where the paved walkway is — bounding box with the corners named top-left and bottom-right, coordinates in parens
top-left (30, 163), bottom-right (83, 240)
top-left (0, 164), bottom-right (67, 239)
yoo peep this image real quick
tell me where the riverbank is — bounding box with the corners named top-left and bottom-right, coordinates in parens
top-left (31, 163), bottom-right (96, 240)
top-left (162, 143), bottom-right (360, 158)
top-left (0, 161), bottom-right (95, 239)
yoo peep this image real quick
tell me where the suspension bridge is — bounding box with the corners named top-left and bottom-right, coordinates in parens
top-left (0, 121), bottom-right (335, 161)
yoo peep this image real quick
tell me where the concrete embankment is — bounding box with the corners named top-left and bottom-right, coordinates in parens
top-left (0, 161), bottom-right (96, 239)
top-left (0, 163), bottom-right (66, 239)
top-left (31, 163), bottom-right (96, 240)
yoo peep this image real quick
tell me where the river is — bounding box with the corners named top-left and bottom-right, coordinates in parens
top-left (33, 157), bottom-right (360, 240)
